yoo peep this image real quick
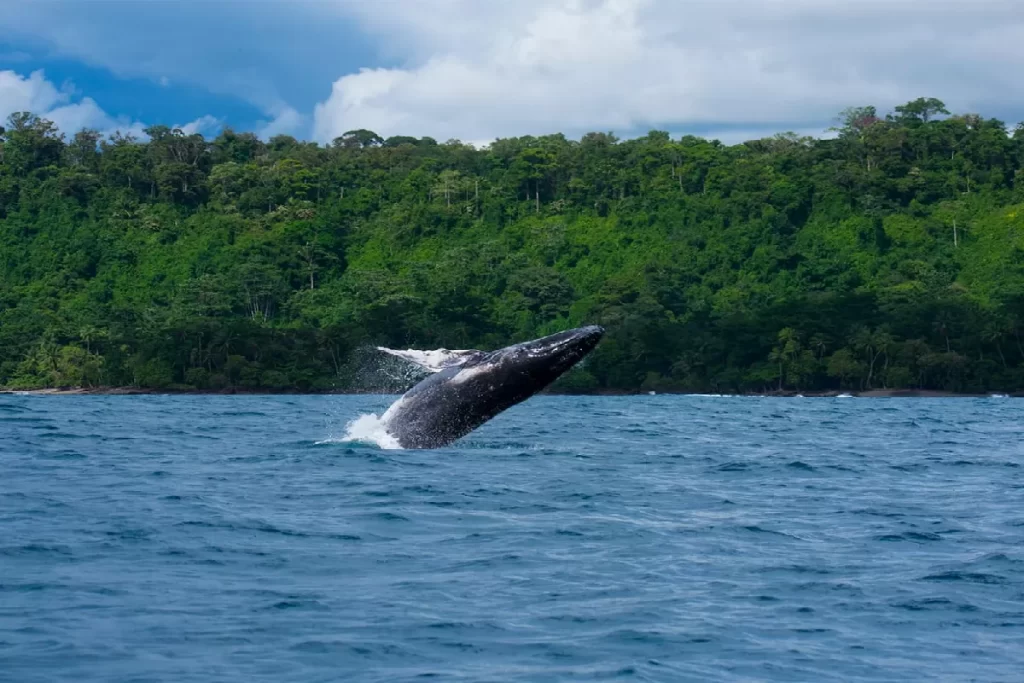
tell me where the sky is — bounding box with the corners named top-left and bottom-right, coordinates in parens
top-left (1, 0), bottom-right (1023, 147)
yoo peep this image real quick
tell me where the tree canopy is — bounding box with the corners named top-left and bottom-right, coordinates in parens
top-left (3, 99), bottom-right (1024, 394)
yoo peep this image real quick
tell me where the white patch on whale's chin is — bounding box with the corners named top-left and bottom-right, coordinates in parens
top-left (450, 363), bottom-right (494, 384)
top-left (380, 395), bottom-right (408, 424)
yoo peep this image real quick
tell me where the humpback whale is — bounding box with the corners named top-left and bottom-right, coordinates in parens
top-left (378, 325), bottom-right (605, 449)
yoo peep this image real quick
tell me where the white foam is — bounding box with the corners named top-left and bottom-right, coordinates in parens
top-left (318, 412), bottom-right (402, 449)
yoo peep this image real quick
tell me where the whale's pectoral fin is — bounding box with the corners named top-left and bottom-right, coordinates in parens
top-left (376, 347), bottom-right (486, 373)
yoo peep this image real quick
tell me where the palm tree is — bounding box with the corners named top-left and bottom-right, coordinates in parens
top-left (853, 326), bottom-right (894, 389)
top-left (810, 333), bottom-right (829, 361)
top-left (769, 328), bottom-right (802, 390)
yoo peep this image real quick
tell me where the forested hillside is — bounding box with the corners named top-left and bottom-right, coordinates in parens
top-left (2, 98), bottom-right (1024, 393)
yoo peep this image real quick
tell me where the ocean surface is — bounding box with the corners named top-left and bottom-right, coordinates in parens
top-left (2, 394), bottom-right (1023, 682)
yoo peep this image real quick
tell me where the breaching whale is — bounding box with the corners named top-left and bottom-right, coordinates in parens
top-left (377, 325), bottom-right (605, 449)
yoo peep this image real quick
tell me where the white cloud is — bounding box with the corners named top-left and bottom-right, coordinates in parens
top-left (1, 69), bottom-right (218, 142)
top-left (257, 105), bottom-right (305, 140)
top-left (1, 68), bottom-right (139, 137)
top-left (177, 114), bottom-right (222, 137)
top-left (0, 1), bottom-right (356, 138)
top-left (315, 0), bottom-right (1024, 143)
top-left (5, 1), bottom-right (1024, 145)
top-left (1, 68), bottom-right (148, 139)
top-left (0, 69), bottom-right (65, 120)
top-left (45, 97), bottom-right (113, 135)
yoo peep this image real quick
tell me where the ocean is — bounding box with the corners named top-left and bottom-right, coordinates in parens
top-left (2, 394), bottom-right (1022, 682)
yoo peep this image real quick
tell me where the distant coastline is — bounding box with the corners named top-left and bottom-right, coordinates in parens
top-left (3, 386), bottom-right (1019, 398)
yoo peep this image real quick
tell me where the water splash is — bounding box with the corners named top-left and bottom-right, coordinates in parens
top-left (319, 412), bottom-right (402, 450)
top-left (319, 345), bottom-right (469, 450)
top-left (323, 345), bottom-right (488, 449)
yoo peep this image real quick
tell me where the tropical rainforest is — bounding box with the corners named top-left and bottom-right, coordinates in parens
top-left (2, 97), bottom-right (1024, 394)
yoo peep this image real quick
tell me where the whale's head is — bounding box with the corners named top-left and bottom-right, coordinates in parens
top-left (457, 325), bottom-right (605, 402)
top-left (490, 324), bottom-right (604, 381)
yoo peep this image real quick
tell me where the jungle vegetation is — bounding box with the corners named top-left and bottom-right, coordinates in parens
top-left (2, 97), bottom-right (1024, 393)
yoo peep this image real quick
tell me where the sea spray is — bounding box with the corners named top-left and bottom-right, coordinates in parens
top-left (319, 345), bottom-right (453, 449)
top-left (341, 346), bottom-right (432, 394)
top-left (337, 412), bottom-right (402, 449)
top-left (319, 399), bottom-right (403, 450)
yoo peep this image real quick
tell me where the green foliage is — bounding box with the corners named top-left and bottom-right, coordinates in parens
top-left (3, 101), bottom-right (1024, 393)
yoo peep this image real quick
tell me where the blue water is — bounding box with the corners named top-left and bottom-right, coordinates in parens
top-left (2, 394), bottom-right (1023, 682)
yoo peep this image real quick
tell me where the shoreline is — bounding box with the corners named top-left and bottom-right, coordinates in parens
top-left (2, 387), bottom-right (1019, 398)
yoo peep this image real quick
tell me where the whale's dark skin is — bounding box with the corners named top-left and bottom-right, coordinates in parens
top-left (382, 325), bottom-right (605, 449)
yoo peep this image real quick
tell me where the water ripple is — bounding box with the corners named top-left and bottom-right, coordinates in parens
top-left (1, 393), bottom-right (1022, 682)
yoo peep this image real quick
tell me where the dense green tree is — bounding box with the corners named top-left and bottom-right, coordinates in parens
top-left (2, 101), bottom-right (1024, 393)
